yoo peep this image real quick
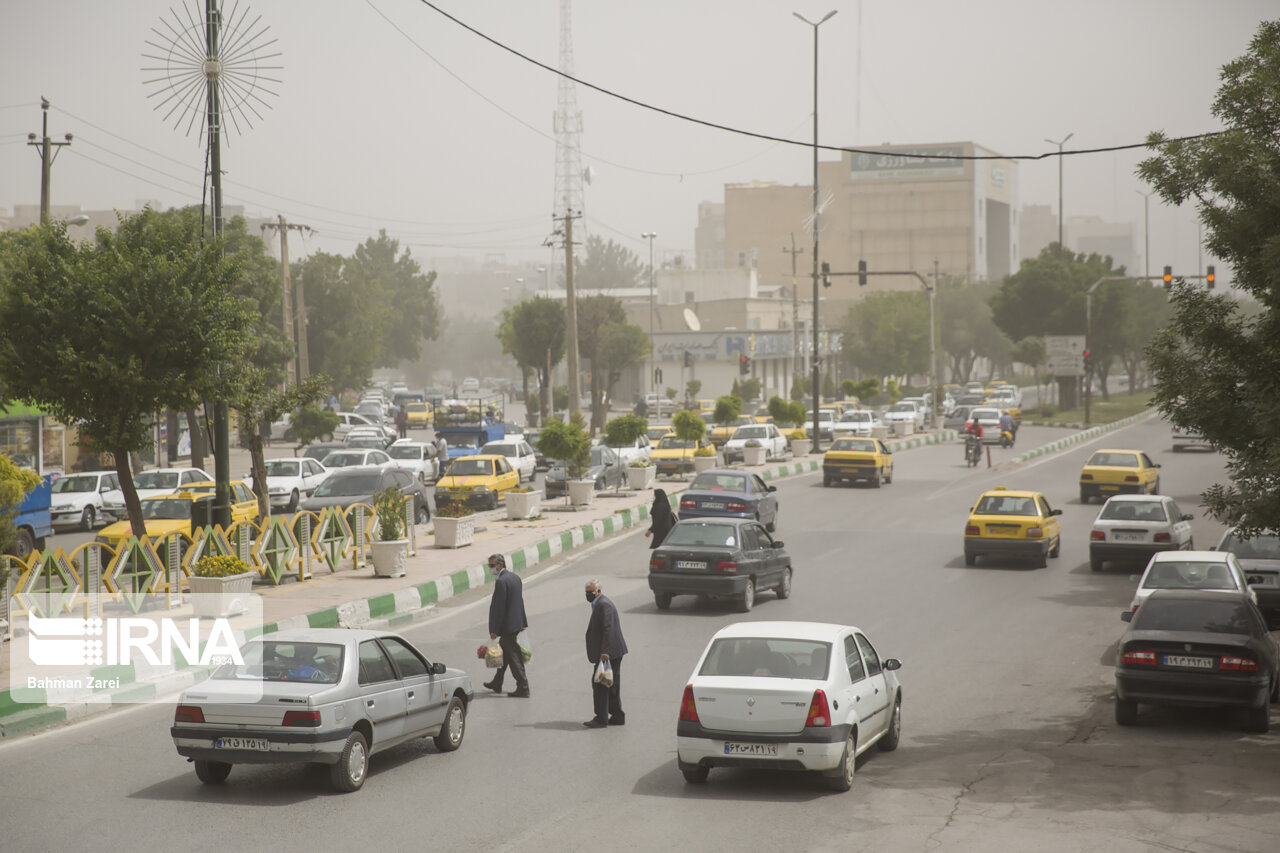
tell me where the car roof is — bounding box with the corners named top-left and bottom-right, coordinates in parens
top-left (391, 441), bottom-right (430, 448)
top-left (1147, 550), bottom-right (1232, 565)
top-left (451, 454), bottom-right (505, 462)
top-left (976, 488), bottom-right (1043, 500)
top-left (1101, 494), bottom-right (1164, 503)
top-left (266, 457), bottom-right (312, 463)
top-left (711, 621), bottom-right (857, 642)
top-left (482, 439), bottom-right (523, 446)
top-left (325, 465), bottom-right (387, 477)
top-left (251, 627), bottom-right (398, 644)
top-left (1091, 448), bottom-right (1144, 455)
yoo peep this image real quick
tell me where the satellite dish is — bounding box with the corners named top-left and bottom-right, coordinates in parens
top-left (683, 307), bottom-right (701, 331)
top-left (582, 166), bottom-right (595, 185)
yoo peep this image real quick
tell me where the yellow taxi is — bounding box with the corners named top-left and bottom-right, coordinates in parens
top-left (435, 454), bottom-right (520, 510)
top-left (651, 434), bottom-right (712, 477)
top-left (691, 398), bottom-right (717, 417)
top-left (822, 437), bottom-right (893, 488)
top-left (96, 481), bottom-right (261, 548)
top-left (708, 415), bottom-right (754, 448)
top-left (752, 406), bottom-right (772, 424)
top-left (646, 425), bottom-right (672, 443)
top-left (964, 487), bottom-right (1062, 568)
top-left (1079, 449), bottom-right (1161, 504)
top-left (404, 400), bottom-right (433, 429)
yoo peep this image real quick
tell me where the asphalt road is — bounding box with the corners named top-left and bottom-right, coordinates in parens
top-left (4, 417), bottom-right (1277, 852)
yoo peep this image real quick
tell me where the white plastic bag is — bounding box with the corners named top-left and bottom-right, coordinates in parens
top-left (517, 630), bottom-right (532, 664)
top-left (593, 659), bottom-right (614, 687)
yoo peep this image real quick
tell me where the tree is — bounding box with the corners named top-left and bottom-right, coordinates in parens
top-left (1010, 337), bottom-right (1049, 408)
top-left (839, 291), bottom-right (929, 378)
top-left (506, 298), bottom-right (565, 424)
top-left (343, 231), bottom-right (442, 367)
top-left (713, 395), bottom-right (742, 425)
top-left (596, 322), bottom-right (650, 416)
top-left (296, 250), bottom-right (374, 392)
top-left (1117, 283), bottom-right (1172, 393)
top-left (537, 410), bottom-right (591, 483)
top-left (0, 454), bottom-right (41, 565)
top-left (575, 294), bottom-right (626, 431)
top-left (767, 396), bottom-right (794, 426)
top-left (738, 376), bottom-right (762, 403)
top-left (685, 379), bottom-right (702, 403)
top-left (821, 372), bottom-right (837, 400)
top-left (575, 235), bottom-right (644, 291)
top-left (1138, 19), bottom-right (1280, 533)
top-left (936, 282), bottom-right (1011, 384)
top-left (603, 414), bottom-right (648, 491)
top-left (240, 375), bottom-right (333, 516)
top-left (790, 374), bottom-right (808, 402)
top-left (671, 409), bottom-right (706, 475)
top-left (0, 211), bottom-right (257, 534)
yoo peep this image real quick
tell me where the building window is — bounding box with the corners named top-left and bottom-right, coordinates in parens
top-left (978, 199), bottom-right (984, 218)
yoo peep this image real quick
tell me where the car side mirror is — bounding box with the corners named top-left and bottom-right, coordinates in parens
top-left (1181, 514), bottom-right (1193, 521)
top-left (883, 658), bottom-right (902, 671)
top-left (1154, 463), bottom-right (1162, 468)
top-left (1050, 509), bottom-right (1063, 517)
top-left (1120, 611), bottom-right (1133, 623)
top-left (767, 485), bottom-right (777, 492)
top-left (772, 540), bottom-right (785, 549)
top-left (432, 661), bottom-right (446, 675)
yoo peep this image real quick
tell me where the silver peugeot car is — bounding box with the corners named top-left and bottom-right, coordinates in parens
top-left (171, 628), bottom-right (473, 792)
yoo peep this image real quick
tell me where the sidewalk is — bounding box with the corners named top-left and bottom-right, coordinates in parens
top-left (0, 429), bottom-right (958, 738)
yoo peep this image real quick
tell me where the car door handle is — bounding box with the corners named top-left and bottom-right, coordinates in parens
top-left (366, 700), bottom-right (375, 708)
top-left (407, 690), bottom-right (415, 699)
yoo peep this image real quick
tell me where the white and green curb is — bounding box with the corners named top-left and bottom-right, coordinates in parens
top-left (1007, 409), bottom-right (1158, 466)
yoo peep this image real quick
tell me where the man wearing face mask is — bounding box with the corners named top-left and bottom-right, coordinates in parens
top-left (583, 579), bottom-right (628, 728)
top-left (485, 554), bottom-right (529, 697)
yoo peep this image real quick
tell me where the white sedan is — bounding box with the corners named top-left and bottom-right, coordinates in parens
top-left (50, 470), bottom-right (125, 531)
top-left (320, 448), bottom-right (393, 470)
top-left (1128, 551), bottom-right (1257, 615)
top-left (480, 439), bottom-right (538, 482)
top-left (676, 621), bottom-right (902, 791)
top-left (722, 423), bottom-right (788, 464)
top-left (1089, 495), bottom-right (1194, 572)
top-left (831, 410), bottom-right (880, 438)
top-left (257, 457), bottom-right (329, 512)
top-left (388, 440), bottom-right (440, 485)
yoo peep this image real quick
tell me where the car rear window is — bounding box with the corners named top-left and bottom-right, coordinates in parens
top-left (1088, 452), bottom-right (1139, 467)
top-left (699, 637), bottom-right (831, 680)
top-left (974, 495), bottom-right (1037, 516)
top-left (1219, 532), bottom-right (1280, 560)
top-left (1142, 561), bottom-right (1237, 590)
top-left (1132, 598), bottom-right (1254, 634)
top-left (664, 521), bottom-right (739, 548)
top-left (831, 439), bottom-right (876, 452)
top-left (448, 459), bottom-right (492, 476)
top-left (213, 641), bottom-right (345, 684)
top-left (1100, 501), bottom-right (1167, 522)
top-left (690, 473), bottom-right (747, 492)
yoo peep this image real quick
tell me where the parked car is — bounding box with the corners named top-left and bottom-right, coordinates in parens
top-left (822, 437), bottom-right (894, 488)
top-left (97, 481), bottom-right (260, 549)
top-left (648, 517), bottom-right (791, 612)
top-left (480, 439), bottom-right (538, 483)
top-left (831, 410), bottom-right (880, 439)
top-left (300, 466), bottom-right (430, 524)
top-left (302, 442), bottom-right (347, 464)
top-left (677, 469), bottom-right (779, 531)
top-left (1115, 590), bottom-right (1278, 732)
top-left (1214, 527), bottom-right (1280, 627)
top-left (1171, 424), bottom-right (1210, 452)
top-left (321, 448), bottom-right (393, 471)
top-left (1128, 550), bottom-right (1256, 615)
top-left (435, 455), bottom-right (520, 510)
top-left (964, 487), bottom-right (1062, 568)
top-left (523, 429), bottom-right (551, 472)
top-left (1080, 448), bottom-right (1161, 503)
top-left (721, 423), bottom-right (787, 464)
top-left (707, 415), bottom-right (755, 449)
top-left (651, 434), bottom-right (712, 478)
top-left (254, 457), bottom-right (329, 512)
top-left (345, 427), bottom-right (391, 450)
top-left (132, 467), bottom-right (213, 501)
top-left (50, 470), bottom-right (125, 531)
top-left (171, 628), bottom-right (471, 792)
top-left (675, 620), bottom-right (901, 790)
top-left (1089, 495), bottom-right (1194, 572)
top-left (643, 393), bottom-right (679, 417)
top-left (803, 408), bottom-right (837, 442)
top-left (387, 440), bottom-right (439, 485)
top-left (544, 445), bottom-right (622, 497)
top-left (604, 433), bottom-right (653, 467)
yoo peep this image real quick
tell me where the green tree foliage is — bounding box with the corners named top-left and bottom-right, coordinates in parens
top-left (790, 374), bottom-right (808, 401)
top-left (713, 395), bottom-right (743, 425)
top-left (291, 401), bottom-right (340, 446)
top-left (575, 235), bottom-right (644, 291)
top-left (505, 298), bottom-right (566, 424)
top-left (240, 375), bottom-right (333, 516)
top-left (537, 410), bottom-right (591, 480)
top-left (575, 294), bottom-right (626, 431)
top-left (0, 211), bottom-right (256, 534)
top-left (839, 292), bottom-right (929, 378)
top-left (935, 282), bottom-right (1011, 383)
top-left (596, 321), bottom-right (650, 416)
top-left (685, 379), bottom-right (702, 402)
top-left (603, 413), bottom-right (648, 491)
top-left (0, 454), bottom-right (41, 562)
top-left (1138, 19), bottom-right (1280, 533)
top-left (295, 251), bottom-right (372, 391)
top-left (821, 372), bottom-right (837, 399)
top-left (767, 396), bottom-right (794, 426)
top-left (738, 377), bottom-right (762, 403)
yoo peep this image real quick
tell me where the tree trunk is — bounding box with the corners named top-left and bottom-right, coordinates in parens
top-left (112, 447), bottom-right (144, 538)
top-left (589, 357), bottom-right (606, 432)
top-left (244, 427), bottom-right (270, 519)
top-left (540, 367), bottom-right (550, 424)
top-left (187, 407), bottom-right (205, 471)
top-left (1057, 376), bottom-right (1079, 410)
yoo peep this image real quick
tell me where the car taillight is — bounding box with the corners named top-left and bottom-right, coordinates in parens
top-left (965, 525), bottom-right (980, 536)
top-left (727, 502), bottom-right (747, 512)
top-left (1120, 651), bottom-right (1157, 665)
top-left (1027, 527), bottom-right (1043, 538)
top-left (1125, 475), bottom-right (1139, 482)
top-left (649, 556), bottom-right (665, 571)
top-left (1153, 532), bottom-right (1171, 542)
top-left (1081, 473), bottom-right (1093, 480)
top-left (805, 689), bottom-right (832, 727)
top-left (1220, 656), bottom-right (1259, 672)
top-left (680, 498), bottom-right (696, 509)
top-left (716, 561), bottom-right (738, 573)
top-left (1090, 530), bottom-right (1106, 541)
top-left (679, 685), bottom-right (699, 722)
top-left (282, 710), bottom-right (321, 727)
top-left (174, 705), bottom-right (205, 723)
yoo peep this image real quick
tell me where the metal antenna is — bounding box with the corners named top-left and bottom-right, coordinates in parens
top-left (552, 0), bottom-right (586, 235)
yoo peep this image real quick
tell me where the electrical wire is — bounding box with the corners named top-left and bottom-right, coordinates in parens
top-left (413, 0), bottom-right (1223, 162)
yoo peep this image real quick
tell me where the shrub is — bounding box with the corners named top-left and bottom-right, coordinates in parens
top-left (373, 487), bottom-right (408, 540)
top-left (434, 502), bottom-right (476, 518)
top-left (672, 409), bottom-right (706, 442)
top-left (767, 396), bottom-right (793, 426)
top-left (603, 414), bottom-right (648, 449)
top-left (694, 446), bottom-right (715, 458)
top-left (194, 553), bottom-right (253, 578)
top-left (537, 410), bottom-right (591, 479)
top-left (713, 395), bottom-right (742, 425)
top-left (628, 457), bottom-right (654, 468)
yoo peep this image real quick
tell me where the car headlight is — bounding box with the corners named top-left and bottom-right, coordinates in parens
top-left (473, 485), bottom-right (491, 492)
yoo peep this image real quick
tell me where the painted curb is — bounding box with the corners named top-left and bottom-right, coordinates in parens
top-left (1007, 408), bottom-right (1158, 467)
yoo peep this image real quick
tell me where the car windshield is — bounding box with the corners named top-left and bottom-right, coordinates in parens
top-left (134, 472), bottom-right (179, 489)
top-left (658, 437), bottom-right (697, 449)
top-left (699, 637), bottom-right (831, 680)
top-left (1142, 560), bottom-right (1237, 591)
top-left (140, 498), bottom-right (192, 520)
top-left (389, 446), bottom-right (423, 460)
top-left (356, 404), bottom-right (381, 415)
top-left (732, 426), bottom-right (769, 440)
top-left (304, 446), bottom-right (341, 461)
top-left (974, 495), bottom-right (1038, 516)
top-left (841, 412), bottom-right (871, 422)
top-left (1219, 531), bottom-right (1280, 560)
top-left (832, 439), bottom-right (876, 453)
top-left (322, 452), bottom-right (366, 468)
top-left (407, 403), bottom-right (428, 413)
top-left (590, 447), bottom-right (613, 466)
top-left (888, 403), bottom-right (914, 413)
top-left (690, 473), bottom-right (747, 492)
top-left (53, 476), bottom-right (97, 494)
top-left (1088, 452), bottom-right (1139, 467)
top-left (482, 444), bottom-right (517, 457)
top-left (212, 641), bottom-right (345, 684)
top-left (1131, 598), bottom-right (1254, 634)
top-left (313, 473), bottom-right (380, 497)
top-left (264, 460), bottom-right (299, 477)
top-left (448, 459), bottom-right (492, 477)
top-left (972, 410), bottom-right (999, 420)
top-left (664, 521), bottom-right (739, 547)
top-left (1100, 501), bottom-right (1167, 522)
top-left (347, 438), bottom-right (385, 449)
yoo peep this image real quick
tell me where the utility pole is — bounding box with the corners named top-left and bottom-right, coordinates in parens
top-left (260, 216), bottom-right (313, 383)
top-left (553, 210), bottom-right (582, 416)
top-left (27, 98), bottom-right (72, 225)
top-left (783, 235), bottom-right (804, 384)
top-left (1045, 133), bottom-right (1073, 254)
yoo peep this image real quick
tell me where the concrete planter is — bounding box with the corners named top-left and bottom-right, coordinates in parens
top-left (743, 446), bottom-right (767, 466)
top-left (189, 572), bottom-right (256, 618)
top-left (434, 515), bottom-right (476, 549)
top-left (693, 455), bottom-right (717, 473)
top-left (790, 438), bottom-right (812, 457)
top-left (370, 540), bottom-right (408, 577)
top-left (871, 425), bottom-right (890, 440)
top-left (892, 420), bottom-right (915, 437)
top-left (626, 465), bottom-right (656, 490)
top-left (506, 490), bottom-right (541, 519)
top-left (567, 480), bottom-right (596, 506)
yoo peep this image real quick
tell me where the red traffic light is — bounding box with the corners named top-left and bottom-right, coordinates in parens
top-left (1082, 349), bottom-right (1090, 358)
top-left (1206, 265), bottom-right (1216, 289)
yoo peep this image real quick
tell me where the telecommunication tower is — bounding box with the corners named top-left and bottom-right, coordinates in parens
top-left (552, 0), bottom-right (586, 238)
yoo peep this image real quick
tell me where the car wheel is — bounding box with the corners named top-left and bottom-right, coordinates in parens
top-left (1244, 693), bottom-right (1270, 734)
top-left (80, 506), bottom-right (96, 532)
top-left (1090, 557), bottom-right (1104, 572)
top-left (680, 762), bottom-right (710, 784)
top-left (1115, 698), bottom-right (1138, 726)
top-left (1080, 489), bottom-right (1090, 504)
top-left (872, 469), bottom-right (881, 489)
top-left (13, 529), bottom-right (36, 560)
top-left (878, 696), bottom-right (901, 752)
top-left (654, 592), bottom-right (672, 611)
top-left (287, 490), bottom-right (299, 512)
top-left (1034, 548), bottom-right (1048, 569)
top-left (1050, 537), bottom-right (1061, 558)
top-left (827, 731), bottom-right (856, 792)
top-left (433, 696), bottom-right (467, 752)
top-left (823, 473), bottom-right (831, 487)
top-left (1172, 445), bottom-right (1183, 453)
top-left (766, 510), bottom-right (777, 533)
top-left (330, 731), bottom-right (369, 792)
top-left (964, 552), bottom-right (977, 567)
top-left (489, 493), bottom-right (499, 511)
top-left (884, 466), bottom-right (892, 485)
top-left (416, 503), bottom-right (430, 524)
top-left (194, 759), bottom-right (232, 784)
top-left (775, 566), bottom-right (792, 599)
top-left (738, 578), bottom-right (755, 613)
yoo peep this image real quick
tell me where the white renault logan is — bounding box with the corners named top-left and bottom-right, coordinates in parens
top-left (676, 621), bottom-right (903, 791)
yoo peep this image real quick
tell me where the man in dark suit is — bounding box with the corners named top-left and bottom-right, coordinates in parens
top-left (485, 554), bottom-right (529, 697)
top-left (583, 578), bottom-right (628, 728)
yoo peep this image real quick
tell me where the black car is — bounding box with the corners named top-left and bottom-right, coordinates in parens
top-left (544, 445), bottom-right (621, 498)
top-left (648, 517), bottom-right (792, 613)
top-left (1215, 527), bottom-right (1280, 628)
top-left (1115, 589), bottom-right (1280, 732)
top-left (302, 442), bottom-right (347, 464)
top-left (300, 466), bottom-right (431, 524)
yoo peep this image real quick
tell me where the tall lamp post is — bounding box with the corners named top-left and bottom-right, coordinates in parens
top-left (794, 8), bottom-right (838, 450)
top-left (1045, 132), bottom-right (1073, 254)
top-left (642, 232), bottom-right (658, 398)
top-left (1136, 189), bottom-right (1153, 279)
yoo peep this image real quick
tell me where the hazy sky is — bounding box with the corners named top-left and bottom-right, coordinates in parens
top-left (1, 1), bottom-right (1270, 282)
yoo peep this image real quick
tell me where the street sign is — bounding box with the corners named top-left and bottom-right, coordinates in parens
top-left (1047, 354), bottom-right (1084, 377)
top-left (1044, 335), bottom-right (1086, 377)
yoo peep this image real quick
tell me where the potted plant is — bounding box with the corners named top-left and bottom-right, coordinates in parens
top-left (693, 445), bottom-right (717, 473)
top-left (604, 414), bottom-right (649, 492)
top-left (370, 487), bottom-right (409, 577)
top-left (671, 409), bottom-right (707, 479)
top-left (537, 411), bottom-right (594, 505)
top-left (627, 457), bottom-right (656, 490)
top-left (434, 501), bottom-right (477, 549)
top-left (742, 439), bottom-right (767, 467)
top-left (789, 427), bottom-right (812, 457)
top-left (506, 486), bottom-right (541, 520)
top-left (189, 553), bottom-right (256, 618)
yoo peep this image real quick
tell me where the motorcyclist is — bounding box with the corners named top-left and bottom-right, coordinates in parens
top-left (964, 418), bottom-right (983, 463)
top-left (964, 418), bottom-right (984, 441)
top-left (999, 411), bottom-right (1016, 443)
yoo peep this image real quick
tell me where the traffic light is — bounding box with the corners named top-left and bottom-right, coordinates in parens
top-left (1082, 348), bottom-right (1092, 372)
top-left (1206, 265), bottom-right (1215, 289)
top-left (1162, 265), bottom-right (1173, 288)
top-left (739, 354), bottom-right (750, 375)
top-left (821, 261), bottom-right (831, 288)
top-left (682, 350), bottom-right (693, 368)
top-left (857, 259), bottom-right (868, 286)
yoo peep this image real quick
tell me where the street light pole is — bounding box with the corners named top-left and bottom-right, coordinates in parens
top-left (795, 8), bottom-right (838, 450)
top-left (1137, 189), bottom-right (1153, 279)
top-left (1045, 133), bottom-right (1073, 254)
top-left (27, 98), bottom-right (73, 226)
top-left (642, 232), bottom-right (658, 398)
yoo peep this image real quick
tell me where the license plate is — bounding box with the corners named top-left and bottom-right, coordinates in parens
top-left (675, 560), bottom-right (706, 570)
top-left (1162, 656), bottom-right (1213, 669)
top-left (215, 737), bottom-right (269, 751)
top-left (1101, 485), bottom-right (1119, 491)
top-left (1113, 532), bottom-right (1146, 542)
top-left (701, 502), bottom-right (725, 510)
top-left (724, 742), bottom-right (778, 756)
